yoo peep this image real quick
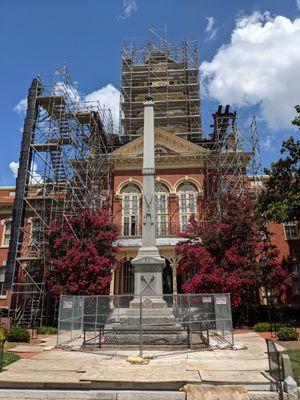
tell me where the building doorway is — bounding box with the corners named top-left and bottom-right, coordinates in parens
top-left (114, 260), bottom-right (134, 295)
top-left (176, 273), bottom-right (183, 294)
top-left (163, 259), bottom-right (173, 294)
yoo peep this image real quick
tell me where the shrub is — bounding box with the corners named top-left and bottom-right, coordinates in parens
top-left (7, 327), bottom-right (30, 343)
top-left (0, 327), bottom-right (6, 340)
top-left (253, 322), bottom-right (271, 332)
top-left (233, 304), bottom-right (300, 327)
top-left (277, 327), bottom-right (299, 341)
top-left (0, 308), bottom-right (9, 318)
top-left (37, 326), bottom-right (57, 335)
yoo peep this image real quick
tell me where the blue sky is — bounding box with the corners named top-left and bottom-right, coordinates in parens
top-left (0, 0), bottom-right (300, 185)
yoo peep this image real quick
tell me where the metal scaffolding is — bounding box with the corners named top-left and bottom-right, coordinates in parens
top-left (120, 27), bottom-right (202, 142)
top-left (119, 27), bottom-right (261, 218)
top-left (4, 30), bottom-right (263, 325)
top-left (5, 65), bottom-right (116, 326)
top-left (201, 105), bottom-right (262, 220)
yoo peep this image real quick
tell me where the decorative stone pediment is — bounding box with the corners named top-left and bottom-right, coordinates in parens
top-left (109, 128), bottom-right (209, 168)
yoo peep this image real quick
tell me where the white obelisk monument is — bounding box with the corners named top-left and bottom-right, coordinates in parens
top-left (130, 96), bottom-right (166, 308)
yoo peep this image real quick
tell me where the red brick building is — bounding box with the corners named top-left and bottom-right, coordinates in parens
top-left (1, 130), bottom-right (299, 308)
top-left (1, 34), bottom-right (299, 325)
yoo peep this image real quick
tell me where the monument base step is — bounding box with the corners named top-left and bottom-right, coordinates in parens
top-left (103, 322), bottom-right (189, 345)
top-left (118, 316), bottom-right (178, 325)
top-left (103, 333), bottom-right (188, 345)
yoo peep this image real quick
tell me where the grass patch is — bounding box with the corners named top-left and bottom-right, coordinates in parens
top-left (283, 350), bottom-right (300, 385)
top-left (2, 352), bottom-right (20, 369)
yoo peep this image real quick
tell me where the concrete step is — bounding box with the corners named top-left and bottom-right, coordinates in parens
top-left (0, 389), bottom-right (285, 400)
top-left (0, 389), bottom-right (185, 399)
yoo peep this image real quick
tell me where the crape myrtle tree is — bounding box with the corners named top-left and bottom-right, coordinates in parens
top-left (256, 105), bottom-right (300, 223)
top-left (176, 197), bottom-right (290, 308)
top-left (47, 209), bottom-right (119, 296)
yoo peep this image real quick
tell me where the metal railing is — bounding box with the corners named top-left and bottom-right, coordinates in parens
top-left (265, 339), bottom-right (284, 400)
top-left (0, 339), bottom-right (5, 371)
top-left (57, 293), bottom-right (233, 355)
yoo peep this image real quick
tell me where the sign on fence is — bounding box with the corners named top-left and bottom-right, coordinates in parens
top-left (63, 301), bottom-right (73, 309)
top-left (202, 297), bottom-right (212, 303)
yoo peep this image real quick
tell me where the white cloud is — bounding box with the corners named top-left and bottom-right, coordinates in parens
top-left (206, 16), bottom-right (218, 40)
top-left (297, 0), bottom-right (300, 11)
top-left (201, 12), bottom-right (300, 130)
top-left (9, 162), bottom-right (19, 178)
top-left (13, 98), bottom-right (27, 114)
top-left (261, 135), bottom-right (276, 151)
top-left (85, 84), bottom-right (120, 130)
top-left (53, 81), bottom-right (81, 103)
top-left (119, 0), bottom-right (137, 19)
top-left (14, 83), bottom-right (80, 115)
top-left (9, 161), bottom-right (43, 184)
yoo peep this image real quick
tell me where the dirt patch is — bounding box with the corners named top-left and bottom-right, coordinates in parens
top-left (233, 328), bottom-right (253, 334)
top-left (257, 331), bottom-right (277, 340)
top-left (15, 351), bottom-right (40, 359)
top-left (276, 340), bottom-right (300, 350)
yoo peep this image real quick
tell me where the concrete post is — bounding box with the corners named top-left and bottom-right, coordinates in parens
top-left (109, 269), bottom-right (115, 308)
top-left (170, 260), bottom-right (178, 295)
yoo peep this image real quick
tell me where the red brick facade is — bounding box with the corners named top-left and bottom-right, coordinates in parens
top-left (1, 130), bottom-right (299, 306)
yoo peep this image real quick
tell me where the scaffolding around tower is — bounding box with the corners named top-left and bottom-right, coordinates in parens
top-left (201, 105), bottom-right (262, 220)
top-left (119, 27), bottom-right (262, 217)
top-left (4, 65), bottom-right (116, 326)
top-left (120, 27), bottom-right (202, 142)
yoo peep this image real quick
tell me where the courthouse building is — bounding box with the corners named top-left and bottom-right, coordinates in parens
top-left (0, 33), bottom-right (299, 323)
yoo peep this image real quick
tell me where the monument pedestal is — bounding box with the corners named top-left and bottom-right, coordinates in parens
top-left (130, 246), bottom-right (166, 309)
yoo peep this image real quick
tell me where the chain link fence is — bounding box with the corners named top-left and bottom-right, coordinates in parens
top-left (57, 293), bottom-right (233, 354)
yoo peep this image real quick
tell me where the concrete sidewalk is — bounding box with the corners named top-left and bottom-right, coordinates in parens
top-left (0, 333), bottom-right (275, 392)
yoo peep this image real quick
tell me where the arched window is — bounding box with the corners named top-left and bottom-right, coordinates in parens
top-left (122, 184), bottom-right (140, 236)
top-left (178, 183), bottom-right (197, 231)
top-left (155, 147), bottom-right (167, 156)
top-left (2, 221), bottom-right (11, 247)
top-left (155, 183), bottom-right (169, 235)
top-left (30, 218), bottom-right (43, 247)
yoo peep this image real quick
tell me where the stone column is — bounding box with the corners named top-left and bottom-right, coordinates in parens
top-left (109, 268), bottom-right (115, 308)
top-left (170, 260), bottom-right (178, 295)
top-left (131, 96), bottom-right (166, 307)
top-left (109, 268), bottom-right (115, 296)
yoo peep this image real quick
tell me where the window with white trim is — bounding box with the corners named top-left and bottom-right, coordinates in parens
top-left (292, 259), bottom-right (300, 295)
top-left (2, 221), bottom-right (11, 247)
top-left (284, 222), bottom-right (299, 240)
top-left (155, 184), bottom-right (169, 236)
top-left (178, 183), bottom-right (197, 231)
top-left (122, 185), bottom-right (140, 236)
top-left (186, 266), bottom-right (198, 282)
top-left (30, 218), bottom-right (43, 247)
top-left (0, 268), bottom-right (5, 294)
